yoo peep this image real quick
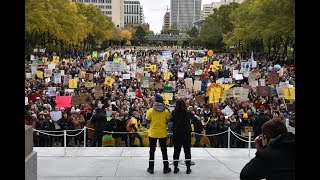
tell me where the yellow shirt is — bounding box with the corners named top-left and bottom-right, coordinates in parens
top-left (146, 108), bottom-right (171, 138)
top-left (129, 117), bottom-right (139, 132)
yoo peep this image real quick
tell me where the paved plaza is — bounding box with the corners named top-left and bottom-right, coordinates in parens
top-left (35, 147), bottom-right (256, 180)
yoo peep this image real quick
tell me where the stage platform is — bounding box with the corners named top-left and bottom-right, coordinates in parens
top-left (35, 147), bottom-right (256, 180)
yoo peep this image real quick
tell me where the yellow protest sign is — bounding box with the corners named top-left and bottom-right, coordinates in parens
top-left (85, 82), bottom-right (94, 88)
top-left (36, 71), bottom-right (43, 79)
top-left (80, 71), bottom-right (86, 79)
top-left (151, 65), bottom-right (157, 73)
top-left (87, 55), bottom-right (92, 60)
top-left (104, 76), bottom-right (115, 87)
top-left (69, 79), bottom-right (78, 89)
top-left (162, 93), bottom-right (169, 105)
top-left (207, 83), bottom-right (224, 103)
top-left (65, 59), bottom-right (70, 63)
top-left (220, 84), bottom-right (235, 90)
top-left (119, 58), bottom-right (123, 62)
top-left (208, 50), bottom-right (214, 57)
top-left (114, 53), bottom-right (118, 58)
top-left (145, 63), bottom-right (151, 69)
top-left (284, 87), bottom-right (295, 100)
top-left (221, 90), bottom-right (227, 102)
top-left (164, 72), bottom-right (171, 80)
top-left (53, 56), bottom-right (59, 63)
top-left (42, 57), bottom-right (48, 63)
top-left (203, 56), bottom-right (208, 62)
top-left (161, 58), bottom-right (167, 63)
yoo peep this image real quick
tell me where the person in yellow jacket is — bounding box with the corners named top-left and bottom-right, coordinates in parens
top-left (127, 111), bottom-right (144, 147)
top-left (146, 93), bottom-right (171, 174)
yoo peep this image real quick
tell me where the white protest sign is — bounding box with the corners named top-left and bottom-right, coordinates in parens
top-left (122, 74), bottom-right (130, 80)
top-left (30, 55), bottom-right (35, 61)
top-left (31, 65), bottom-right (37, 74)
top-left (26, 73), bottom-right (32, 79)
top-left (224, 78), bottom-right (232, 84)
top-left (177, 89), bottom-right (188, 98)
top-left (235, 74), bottom-right (244, 80)
top-left (25, 97), bottom-right (28, 105)
top-left (251, 60), bottom-right (257, 68)
top-left (233, 70), bottom-right (239, 78)
top-left (54, 73), bottom-right (61, 84)
top-left (130, 71), bottom-right (136, 78)
top-left (48, 87), bottom-right (57, 97)
top-left (50, 111), bottom-right (62, 122)
top-left (195, 70), bottom-right (203, 76)
top-left (45, 78), bottom-right (51, 83)
top-left (249, 80), bottom-right (259, 88)
top-left (168, 81), bottom-right (176, 89)
top-left (178, 72), bottom-right (184, 78)
top-left (260, 79), bottom-right (266, 86)
top-left (44, 69), bottom-right (52, 77)
top-left (217, 78), bottom-right (224, 84)
top-left (48, 64), bottom-right (56, 70)
top-left (221, 105), bottom-right (234, 117)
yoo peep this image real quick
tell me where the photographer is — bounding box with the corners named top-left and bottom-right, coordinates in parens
top-left (240, 119), bottom-right (295, 180)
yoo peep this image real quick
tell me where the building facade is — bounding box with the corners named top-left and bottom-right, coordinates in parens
top-left (170, 0), bottom-right (202, 31)
top-left (140, 6), bottom-right (145, 24)
top-left (70, 0), bottom-right (124, 28)
top-left (162, 11), bottom-right (170, 31)
top-left (124, 1), bottom-right (142, 24)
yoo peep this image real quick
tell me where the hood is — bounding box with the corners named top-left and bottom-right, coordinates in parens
top-left (153, 102), bottom-right (166, 112)
top-left (269, 132), bottom-right (295, 150)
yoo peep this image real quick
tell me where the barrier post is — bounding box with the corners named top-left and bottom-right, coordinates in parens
top-left (64, 130), bottom-right (67, 156)
top-left (248, 132), bottom-right (251, 157)
top-left (227, 127), bottom-right (231, 148)
top-left (83, 127), bottom-right (86, 147)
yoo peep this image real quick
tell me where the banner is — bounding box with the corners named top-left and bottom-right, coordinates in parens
top-left (69, 79), bottom-right (78, 89)
top-left (104, 62), bottom-right (124, 72)
top-left (55, 96), bottom-right (72, 108)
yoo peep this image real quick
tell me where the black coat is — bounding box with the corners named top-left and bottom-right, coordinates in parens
top-left (191, 116), bottom-right (203, 134)
top-left (171, 111), bottom-right (193, 144)
top-left (240, 133), bottom-right (295, 180)
top-left (253, 114), bottom-right (270, 137)
top-left (91, 113), bottom-right (109, 135)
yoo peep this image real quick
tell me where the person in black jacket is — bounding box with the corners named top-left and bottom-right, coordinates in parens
top-left (90, 107), bottom-right (109, 147)
top-left (58, 112), bottom-right (73, 146)
top-left (253, 109), bottom-right (270, 138)
top-left (240, 119), bottom-right (295, 180)
top-left (191, 111), bottom-right (203, 147)
top-left (171, 99), bottom-right (193, 174)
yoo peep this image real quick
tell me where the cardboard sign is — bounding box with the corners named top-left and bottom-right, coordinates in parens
top-left (85, 82), bottom-right (94, 88)
top-left (221, 105), bottom-right (234, 117)
top-left (217, 78), bottom-right (224, 84)
top-left (168, 81), bottom-right (176, 89)
top-left (284, 88), bottom-right (295, 100)
top-left (177, 89), bottom-right (188, 99)
top-left (185, 78), bottom-right (193, 90)
top-left (259, 79), bottom-right (266, 86)
top-left (194, 80), bottom-right (202, 91)
top-left (71, 94), bottom-right (93, 106)
top-left (53, 73), bottom-right (61, 84)
top-left (44, 69), bottom-right (52, 77)
top-left (256, 86), bottom-right (271, 96)
top-left (225, 89), bottom-right (234, 98)
top-left (235, 74), bottom-right (244, 80)
top-left (239, 88), bottom-right (250, 101)
top-left (104, 76), bottom-right (115, 87)
top-left (94, 86), bottom-right (103, 98)
top-left (85, 73), bottom-right (93, 80)
top-left (195, 95), bottom-right (205, 104)
top-left (249, 80), bottom-right (258, 88)
top-left (93, 63), bottom-right (102, 71)
top-left (164, 93), bottom-right (173, 101)
top-left (268, 72), bottom-right (280, 84)
top-left (233, 87), bottom-right (243, 98)
top-left (276, 87), bottom-right (285, 98)
top-left (55, 96), bottom-right (72, 108)
top-left (232, 70), bottom-right (239, 78)
top-left (154, 83), bottom-right (163, 89)
top-left (193, 63), bottom-right (202, 69)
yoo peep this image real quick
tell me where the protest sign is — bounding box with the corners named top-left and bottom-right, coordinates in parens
top-left (221, 105), bottom-right (234, 117)
top-left (241, 126), bottom-right (254, 137)
top-left (50, 111), bottom-right (62, 122)
top-left (193, 63), bottom-right (202, 69)
top-left (217, 78), bottom-right (224, 84)
top-left (85, 82), bottom-right (94, 88)
top-left (37, 70), bottom-right (43, 79)
top-left (284, 87), bottom-right (295, 100)
top-left (94, 86), bottom-right (103, 98)
top-left (195, 70), bottom-right (203, 76)
top-left (185, 78), bottom-right (193, 89)
top-left (235, 74), bottom-right (244, 80)
top-left (195, 95), bottom-right (205, 104)
top-left (168, 81), bottom-right (176, 89)
top-left (165, 93), bottom-right (173, 101)
top-left (26, 73), bottom-right (31, 79)
top-left (55, 96), bottom-right (71, 108)
top-left (48, 87), bottom-right (56, 97)
top-left (53, 56), bottom-right (59, 63)
top-left (163, 72), bottom-right (171, 80)
top-left (178, 72), bottom-right (184, 78)
top-left (233, 87), bottom-right (243, 98)
top-left (69, 79), bottom-right (78, 89)
top-left (193, 80), bottom-right (202, 91)
top-left (268, 72), bottom-right (280, 84)
top-left (104, 76), bottom-right (115, 87)
top-left (141, 77), bottom-right (150, 88)
top-left (44, 69), bottom-right (52, 77)
top-left (256, 86), bottom-right (272, 96)
top-left (177, 89), bottom-right (188, 99)
top-left (163, 86), bottom-right (173, 93)
top-left (276, 87), bottom-right (285, 98)
top-left (54, 73), bottom-right (61, 84)
top-left (71, 94), bottom-right (93, 106)
top-left (122, 74), bottom-right (130, 80)
top-left (225, 89), bottom-right (234, 98)
top-left (259, 79), bottom-right (266, 86)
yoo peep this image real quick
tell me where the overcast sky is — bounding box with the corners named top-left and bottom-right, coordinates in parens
top-left (139, 0), bottom-right (219, 34)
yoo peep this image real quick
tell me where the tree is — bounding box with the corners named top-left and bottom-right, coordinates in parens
top-left (134, 25), bottom-right (147, 44)
top-left (187, 27), bottom-right (199, 38)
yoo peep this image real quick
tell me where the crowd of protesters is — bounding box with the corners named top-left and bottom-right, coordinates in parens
top-left (24, 47), bottom-right (295, 148)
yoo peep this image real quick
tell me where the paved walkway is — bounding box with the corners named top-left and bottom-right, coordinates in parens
top-left (35, 147), bottom-right (256, 180)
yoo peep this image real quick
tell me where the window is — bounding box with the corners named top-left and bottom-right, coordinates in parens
top-left (92, 0), bottom-right (97, 3)
top-left (84, 0), bottom-right (89, 2)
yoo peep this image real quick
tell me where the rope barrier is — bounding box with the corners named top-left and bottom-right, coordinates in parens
top-left (230, 131), bottom-right (253, 143)
top-left (66, 128), bottom-right (85, 137)
top-left (193, 130), bottom-right (228, 137)
top-left (33, 129), bottom-right (65, 137)
top-left (229, 129), bottom-right (254, 140)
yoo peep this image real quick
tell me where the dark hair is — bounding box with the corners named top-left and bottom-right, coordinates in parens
top-left (262, 119), bottom-right (287, 139)
top-left (172, 99), bottom-right (187, 120)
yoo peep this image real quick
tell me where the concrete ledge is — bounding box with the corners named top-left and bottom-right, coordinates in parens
top-left (25, 151), bottom-right (37, 180)
top-left (25, 126), bottom-right (33, 157)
